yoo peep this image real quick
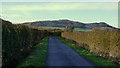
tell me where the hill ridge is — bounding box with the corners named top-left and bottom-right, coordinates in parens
top-left (22, 19), bottom-right (115, 29)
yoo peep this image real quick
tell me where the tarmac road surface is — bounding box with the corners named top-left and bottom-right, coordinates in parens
top-left (46, 37), bottom-right (95, 66)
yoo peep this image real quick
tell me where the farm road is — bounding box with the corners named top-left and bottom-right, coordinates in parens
top-left (46, 37), bottom-right (95, 66)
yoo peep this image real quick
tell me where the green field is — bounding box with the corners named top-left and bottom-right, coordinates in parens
top-left (38, 26), bottom-right (90, 32)
top-left (58, 37), bottom-right (119, 66)
top-left (17, 37), bottom-right (48, 67)
top-left (38, 26), bottom-right (64, 30)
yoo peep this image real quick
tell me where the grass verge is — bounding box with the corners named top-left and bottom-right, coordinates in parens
top-left (17, 37), bottom-right (48, 67)
top-left (58, 37), bottom-right (119, 66)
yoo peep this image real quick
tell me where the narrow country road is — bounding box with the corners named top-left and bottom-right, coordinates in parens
top-left (46, 37), bottom-right (95, 66)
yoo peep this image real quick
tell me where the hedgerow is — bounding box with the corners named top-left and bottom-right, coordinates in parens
top-left (2, 19), bottom-right (48, 68)
top-left (62, 28), bottom-right (120, 64)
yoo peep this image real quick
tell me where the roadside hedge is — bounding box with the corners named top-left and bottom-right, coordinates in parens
top-left (62, 28), bottom-right (120, 64)
top-left (2, 19), bottom-right (48, 68)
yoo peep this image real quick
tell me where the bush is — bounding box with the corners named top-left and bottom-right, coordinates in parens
top-left (2, 19), bottom-right (48, 68)
top-left (62, 28), bottom-right (120, 64)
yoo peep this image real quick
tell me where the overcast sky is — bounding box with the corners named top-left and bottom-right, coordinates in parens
top-left (1, 2), bottom-right (118, 27)
top-left (1, 0), bottom-right (119, 2)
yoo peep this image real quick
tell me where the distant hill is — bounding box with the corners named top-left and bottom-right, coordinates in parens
top-left (22, 19), bottom-right (115, 29)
